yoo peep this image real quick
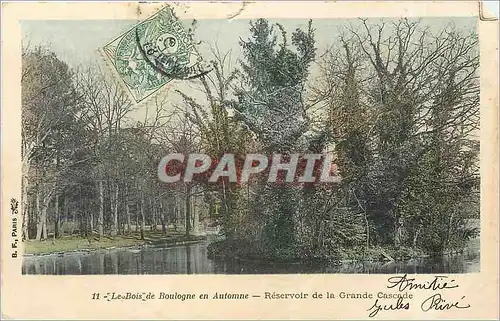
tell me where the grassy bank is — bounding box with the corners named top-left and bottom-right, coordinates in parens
top-left (24, 230), bottom-right (206, 255)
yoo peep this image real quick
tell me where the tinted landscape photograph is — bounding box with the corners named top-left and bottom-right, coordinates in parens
top-left (21, 12), bottom-right (480, 275)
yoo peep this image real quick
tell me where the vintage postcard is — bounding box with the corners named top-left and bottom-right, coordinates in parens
top-left (1, 1), bottom-right (498, 319)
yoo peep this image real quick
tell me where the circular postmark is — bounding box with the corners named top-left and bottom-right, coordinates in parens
top-left (107, 6), bottom-right (213, 102)
top-left (133, 8), bottom-right (211, 80)
top-left (114, 22), bottom-right (167, 92)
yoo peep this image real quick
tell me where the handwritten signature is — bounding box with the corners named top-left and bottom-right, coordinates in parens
top-left (420, 293), bottom-right (470, 312)
top-left (366, 274), bottom-right (470, 317)
top-left (387, 274), bottom-right (458, 292)
top-left (367, 298), bottom-right (410, 317)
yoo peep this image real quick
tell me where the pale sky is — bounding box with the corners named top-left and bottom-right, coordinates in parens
top-left (21, 17), bottom-right (477, 69)
top-left (21, 17), bottom-right (477, 123)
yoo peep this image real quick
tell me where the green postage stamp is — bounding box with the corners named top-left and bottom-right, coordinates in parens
top-left (102, 6), bottom-right (202, 102)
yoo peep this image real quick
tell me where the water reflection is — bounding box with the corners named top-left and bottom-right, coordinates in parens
top-left (22, 243), bottom-right (213, 275)
top-left (22, 239), bottom-right (480, 275)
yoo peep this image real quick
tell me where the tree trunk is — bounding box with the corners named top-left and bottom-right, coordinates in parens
top-left (72, 202), bottom-right (76, 224)
top-left (135, 203), bottom-right (139, 233)
top-left (111, 182), bottom-right (119, 237)
top-left (413, 224), bottom-right (421, 249)
top-left (151, 197), bottom-right (157, 231)
top-left (79, 211), bottom-right (85, 237)
top-left (98, 180), bottom-right (104, 238)
top-left (174, 197), bottom-right (179, 232)
top-left (53, 148), bottom-right (60, 239)
top-left (54, 193), bottom-right (60, 238)
top-left (28, 197), bottom-right (36, 239)
top-left (192, 196), bottom-right (199, 236)
top-left (22, 202), bottom-right (29, 241)
top-left (125, 185), bottom-right (131, 232)
top-left (89, 211), bottom-right (94, 238)
top-left (35, 186), bottom-right (41, 240)
top-left (35, 211), bottom-right (45, 241)
top-left (140, 193), bottom-right (145, 240)
top-left (444, 211), bottom-right (455, 253)
top-left (126, 204), bottom-right (131, 233)
top-left (41, 204), bottom-right (48, 240)
top-left (149, 197), bottom-right (154, 231)
top-left (160, 201), bottom-right (166, 236)
top-left (35, 190), bottom-right (50, 241)
top-left (21, 174), bottom-right (29, 241)
top-left (185, 185), bottom-right (191, 236)
top-left (394, 216), bottom-right (403, 247)
top-left (364, 209), bottom-right (369, 248)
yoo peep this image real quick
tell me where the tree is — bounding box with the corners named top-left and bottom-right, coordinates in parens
top-left (312, 18), bottom-right (479, 253)
top-left (22, 46), bottom-right (84, 240)
top-left (77, 66), bottom-right (133, 238)
top-left (177, 45), bottom-right (253, 240)
top-left (232, 19), bottom-right (317, 253)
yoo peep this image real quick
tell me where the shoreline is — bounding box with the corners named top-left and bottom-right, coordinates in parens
top-left (207, 237), bottom-right (480, 265)
top-left (23, 235), bottom-right (479, 263)
top-left (23, 232), bottom-right (207, 257)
